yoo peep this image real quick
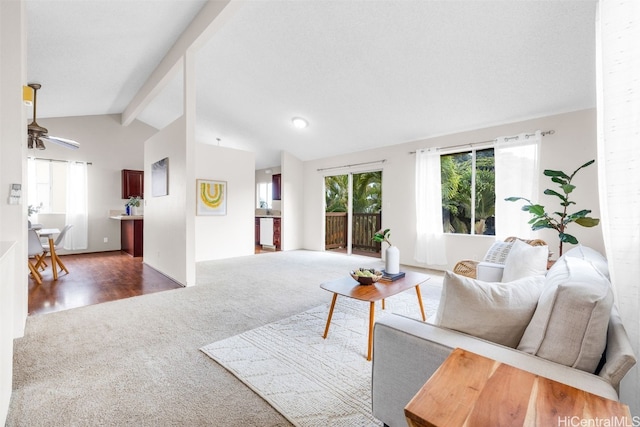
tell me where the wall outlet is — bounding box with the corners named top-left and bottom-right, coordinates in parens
top-left (104, 237), bottom-right (108, 243)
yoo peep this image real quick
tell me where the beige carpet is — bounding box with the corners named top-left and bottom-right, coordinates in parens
top-left (8, 250), bottom-right (442, 426)
top-left (201, 290), bottom-right (440, 426)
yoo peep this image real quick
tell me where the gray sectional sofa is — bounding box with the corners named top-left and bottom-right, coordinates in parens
top-left (371, 245), bottom-right (636, 427)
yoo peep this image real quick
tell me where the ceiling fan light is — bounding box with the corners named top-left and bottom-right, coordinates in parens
top-left (35, 138), bottom-right (46, 150)
top-left (291, 117), bottom-right (308, 129)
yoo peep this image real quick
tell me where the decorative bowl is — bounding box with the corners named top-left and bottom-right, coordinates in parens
top-left (350, 268), bottom-right (383, 285)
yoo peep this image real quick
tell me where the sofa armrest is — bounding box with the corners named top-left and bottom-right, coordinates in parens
top-left (600, 306), bottom-right (637, 391)
top-left (372, 315), bottom-right (453, 427)
top-left (372, 314), bottom-right (620, 427)
top-left (477, 261), bottom-right (504, 282)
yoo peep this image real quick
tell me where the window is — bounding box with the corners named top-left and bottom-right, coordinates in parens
top-left (441, 148), bottom-right (495, 235)
top-left (28, 159), bottom-right (68, 213)
top-left (256, 182), bottom-right (272, 209)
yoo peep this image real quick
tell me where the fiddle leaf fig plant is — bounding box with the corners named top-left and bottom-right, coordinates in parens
top-left (505, 159), bottom-right (600, 256)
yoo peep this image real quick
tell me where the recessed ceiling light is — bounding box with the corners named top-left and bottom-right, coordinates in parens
top-left (291, 117), bottom-right (308, 129)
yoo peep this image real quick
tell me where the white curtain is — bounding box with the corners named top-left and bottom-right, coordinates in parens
top-left (65, 161), bottom-right (88, 250)
top-left (596, 0), bottom-right (640, 412)
top-left (415, 148), bottom-right (447, 265)
top-left (27, 158), bottom-right (36, 209)
top-left (494, 131), bottom-right (541, 240)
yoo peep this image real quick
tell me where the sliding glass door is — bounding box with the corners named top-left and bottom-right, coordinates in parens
top-left (324, 171), bottom-right (382, 257)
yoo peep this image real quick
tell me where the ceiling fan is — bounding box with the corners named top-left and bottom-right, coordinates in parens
top-left (27, 83), bottom-right (80, 150)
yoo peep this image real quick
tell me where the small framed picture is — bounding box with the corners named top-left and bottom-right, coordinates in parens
top-left (196, 179), bottom-right (227, 216)
top-left (151, 157), bottom-right (169, 197)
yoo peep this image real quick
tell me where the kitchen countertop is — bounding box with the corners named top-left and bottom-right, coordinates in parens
top-left (110, 215), bottom-right (144, 220)
top-left (256, 215), bottom-right (281, 218)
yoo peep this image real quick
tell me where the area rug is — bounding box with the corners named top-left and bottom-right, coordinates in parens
top-left (201, 289), bottom-right (440, 426)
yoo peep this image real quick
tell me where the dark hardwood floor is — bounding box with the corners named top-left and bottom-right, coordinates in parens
top-left (28, 251), bottom-right (183, 316)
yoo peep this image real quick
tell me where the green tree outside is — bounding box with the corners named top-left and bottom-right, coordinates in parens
top-left (441, 149), bottom-right (495, 235)
top-left (324, 172), bottom-right (382, 213)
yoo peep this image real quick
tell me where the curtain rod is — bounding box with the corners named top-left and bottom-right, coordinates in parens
top-left (409, 129), bottom-right (555, 154)
top-left (29, 156), bottom-right (93, 165)
top-left (317, 159), bottom-right (386, 172)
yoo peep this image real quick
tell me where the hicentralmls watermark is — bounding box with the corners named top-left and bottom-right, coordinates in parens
top-left (557, 416), bottom-right (640, 427)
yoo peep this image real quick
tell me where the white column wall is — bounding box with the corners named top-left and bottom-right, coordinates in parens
top-left (281, 151), bottom-right (304, 250)
top-left (0, 0), bottom-right (26, 422)
top-left (143, 117), bottom-right (188, 285)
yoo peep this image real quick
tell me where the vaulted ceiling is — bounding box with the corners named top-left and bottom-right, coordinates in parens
top-left (27, 0), bottom-right (597, 169)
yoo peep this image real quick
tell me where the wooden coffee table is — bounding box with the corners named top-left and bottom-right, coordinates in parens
top-left (320, 271), bottom-right (430, 361)
top-left (405, 348), bottom-right (632, 427)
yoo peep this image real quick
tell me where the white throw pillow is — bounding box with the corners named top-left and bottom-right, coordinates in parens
top-left (434, 272), bottom-right (546, 348)
top-left (517, 256), bottom-right (614, 373)
top-left (501, 239), bottom-right (548, 282)
top-left (483, 241), bottom-right (513, 264)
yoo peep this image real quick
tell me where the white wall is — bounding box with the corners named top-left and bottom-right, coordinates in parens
top-left (0, 243), bottom-right (16, 426)
top-left (144, 117), bottom-right (188, 285)
top-left (194, 143), bottom-right (255, 261)
top-left (0, 0), bottom-right (26, 422)
top-left (32, 114), bottom-right (156, 254)
top-left (303, 109), bottom-right (602, 270)
top-left (281, 151), bottom-right (304, 250)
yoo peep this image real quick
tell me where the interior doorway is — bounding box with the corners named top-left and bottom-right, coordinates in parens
top-left (324, 170), bottom-right (382, 257)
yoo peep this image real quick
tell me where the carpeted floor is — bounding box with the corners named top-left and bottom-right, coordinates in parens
top-left (8, 250), bottom-right (442, 426)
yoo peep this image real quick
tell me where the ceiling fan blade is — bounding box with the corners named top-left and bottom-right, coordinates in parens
top-left (41, 136), bottom-right (80, 150)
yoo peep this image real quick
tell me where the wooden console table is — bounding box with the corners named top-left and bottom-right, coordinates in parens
top-left (405, 348), bottom-right (632, 427)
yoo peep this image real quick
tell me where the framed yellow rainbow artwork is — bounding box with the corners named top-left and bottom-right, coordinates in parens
top-left (196, 179), bottom-right (227, 216)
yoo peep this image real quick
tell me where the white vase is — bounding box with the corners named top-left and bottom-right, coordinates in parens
top-left (385, 246), bottom-right (400, 274)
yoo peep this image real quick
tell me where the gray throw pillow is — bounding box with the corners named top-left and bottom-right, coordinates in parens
top-left (435, 272), bottom-right (545, 348)
top-left (517, 256), bottom-right (613, 373)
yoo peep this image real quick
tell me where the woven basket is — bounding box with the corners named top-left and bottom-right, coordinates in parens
top-left (452, 237), bottom-right (548, 279)
top-left (452, 260), bottom-right (479, 279)
top-left (504, 236), bottom-right (547, 247)
top-left (350, 269), bottom-right (383, 285)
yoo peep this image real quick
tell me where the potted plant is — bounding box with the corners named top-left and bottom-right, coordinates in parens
top-left (28, 203), bottom-right (42, 228)
top-left (505, 159), bottom-right (600, 256)
top-left (373, 228), bottom-right (400, 274)
top-left (28, 203), bottom-right (42, 218)
top-left (126, 196), bottom-right (141, 216)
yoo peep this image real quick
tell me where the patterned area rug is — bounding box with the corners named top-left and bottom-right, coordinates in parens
top-left (201, 289), bottom-right (440, 426)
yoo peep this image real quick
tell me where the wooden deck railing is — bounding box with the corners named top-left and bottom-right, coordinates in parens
top-left (325, 212), bottom-right (347, 249)
top-left (325, 212), bottom-right (381, 252)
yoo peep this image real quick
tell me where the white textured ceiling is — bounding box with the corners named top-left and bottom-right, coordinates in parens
top-left (27, 0), bottom-right (597, 169)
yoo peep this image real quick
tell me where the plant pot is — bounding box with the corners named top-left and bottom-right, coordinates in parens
top-left (385, 246), bottom-right (400, 274)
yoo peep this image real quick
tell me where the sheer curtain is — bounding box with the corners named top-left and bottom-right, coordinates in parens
top-left (64, 161), bottom-right (88, 250)
top-left (414, 148), bottom-right (447, 266)
top-left (596, 0), bottom-right (640, 412)
top-left (494, 131), bottom-right (541, 239)
top-left (27, 158), bottom-right (36, 209)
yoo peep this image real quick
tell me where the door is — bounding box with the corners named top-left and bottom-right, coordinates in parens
top-left (324, 171), bottom-right (382, 256)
